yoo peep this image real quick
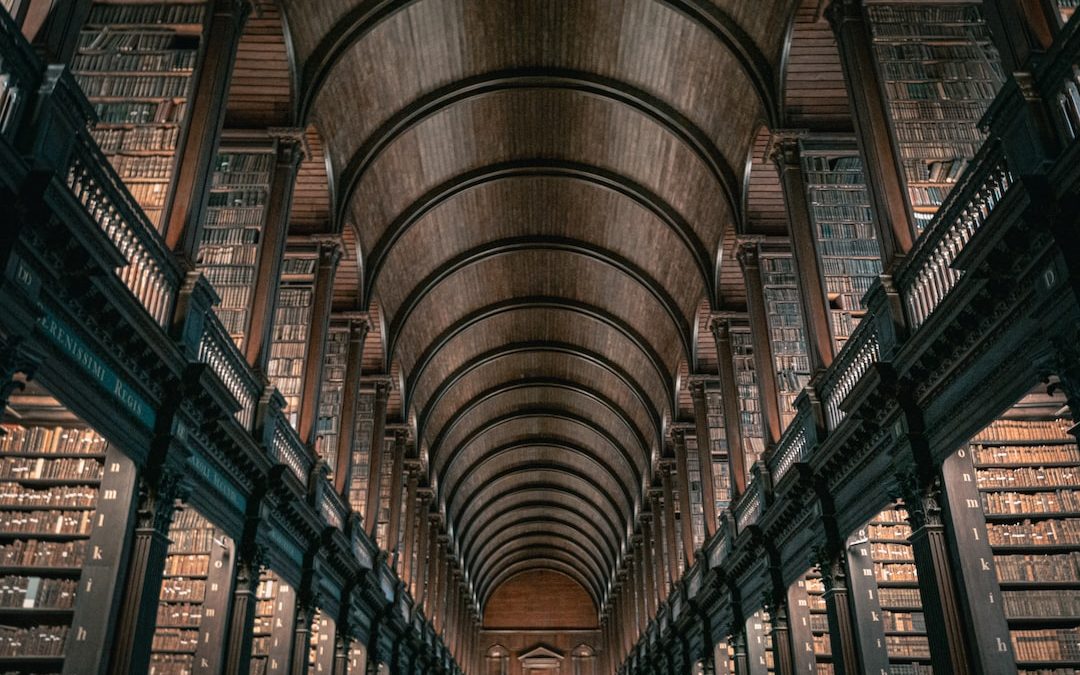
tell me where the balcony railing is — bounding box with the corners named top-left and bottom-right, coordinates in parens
top-left (271, 412), bottom-right (314, 485)
top-left (819, 318), bottom-right (881, 432)
top-left (768, 410), bottom-right (810, 483)
top-left (896, 140), bottom-right (1014, 330)
top-left (198, 315), bottom-right (259, 430)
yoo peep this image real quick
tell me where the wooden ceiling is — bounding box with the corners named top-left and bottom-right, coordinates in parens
top-left (267, 0), bottom-right (816, 611)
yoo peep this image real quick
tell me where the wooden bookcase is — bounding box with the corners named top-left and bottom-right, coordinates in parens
top-left (800, 144), bottom-right (882, 352)
top-left (787, 571), bottom-right (833, 675)
top-left (149, 508), bottom-right (234, 675)
top-left (866, 1), bottom-right (1005, 234)
top-left (347, 392), bottom-right (374, 516)
top-left (706, 390), bottom-right (732, 512)
top-left (73, 1), bottom-right (206, 230)
top-left (196, 149), bottom-right (274, 350)
top-left (266, 252), bottom-right (317, 430)
top-left (315, 325), bottom-right (348, 473)
top-left (0, 387), bottom-right (136, 675)
top-left (249, 569), bottom-right (295, 675)
top-left (731, 328), bottom-right (765, 473)
top-left (758, 252), bottom-right (812, 429)
top-left (307, 609), bottom-right (335, 674)
top-left (745, 608), bottom-right (776, 675)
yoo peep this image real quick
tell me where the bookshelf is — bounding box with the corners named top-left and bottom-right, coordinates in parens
top-left (249, 570), bottom-right (294, 675)
top-left (347, 392), bottom-right (374, 516)
top-left (745, 608), bottom-right (776, 675)
top-left (375, 437), bottom-right (394, 550)
top-left (197, 150), bottom-right (274, 351)
top-left (863, 504), bottom-right (932, 673)
top-left (731, 329), bottom-right (766, 474)
top-left (150, 508), bottom-right (234, 675)
top-left (684, 436), bottom-right (706, 550)
top-left (0, 392), bottom-right (135, 674)
top-left (788, 571), bottom-right (833, 675)
top-left (307, 609), bottom-right (335, 674)
top-left (866, 2), bottom-right (1005, 234)
top-left (800, 146), bottom-right (882, 351)
top-left (759, 253), bottom-right (812, 428)
top-left (315, 326), bottom-right (348, 474)
top-left (73, 1), bottom-right (206, 230)
top-left (706, 391), bottom-right (732, 512)
top-left (267, 252), bottom-right (317, 430)
top-left (966, 416), bottom-right (1080, 671)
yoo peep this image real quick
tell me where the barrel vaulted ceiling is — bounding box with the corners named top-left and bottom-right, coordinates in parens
top-left (276, 0), bottom-right (801, 614)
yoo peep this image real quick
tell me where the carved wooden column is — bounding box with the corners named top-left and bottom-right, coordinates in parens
top-left (632, 537), bottom-right (646, 635)
top-left (689, 379), bottom-right (719, 537)
top-left (385, 430), bottom-right (407, 560)
top-left (431, 534), bottom-right (447, 630)
top-left (163, 0), bottom-right (252, 263)
top-left (333, 316), bottom-right (370, 497)
top-left (297, 238), bottom-right (342, 445)
top-left (107, 465), bottom-right (187, 675)
top-left (291, 593), bottom-right (316, 675)
top-left (896, 470), bottom-right (973, 673)
top-left (771, 132), bottom-right (835, 372)
top-left (221, 520), bottom-right (266, 675)
top-left (364, 378), bottom-right (391, 537)
top-left (826, 0), bottom-right (913, 269)
top-left (659, 460), bottom-right (681, 583)
top-left (245, 131), bottom-right (306, 371)
top-left (814, 550), bottom-right (861, 675)
top-left (710, 317), bottom-right (748, 496)
top-left (672, 428), bottom-right (696, 563)
top-left (333, 632), bottom-right (352, 675)
top-left (649, 488), bottom-right (670, 599)
top-left (737, 241), bottom-right (784, 449)
top-left (400, 461), bottom-right (420, 586)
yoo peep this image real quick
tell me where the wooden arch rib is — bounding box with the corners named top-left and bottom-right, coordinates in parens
top-left (331, 69), bottom-right (742, 230)
top-left (473, 536), bottom-right (606, 605)
top-left (475, 546), bottom-right (603, 609)
top-left (472, 529), bottom-right (609, 600)
top-left (405, 300), bottom-right (674, 420)
top-left (435, 409), bottom-right (638, 507)
top-left (361, 160), bottom-right (715, 313)
top-left (414, 333), bottom-right (664, 450)
top-left (431, 380), bottom-right (645, 483)
top-left (444, 440), bottom-right (633, 526)
top-left (461, 505), bottom-right (619, 574)
top-left (483, 561), bottom-right (601, 615)
top-left (385, 237), bottom-right (694, 371)
top-left (456, 484), bottom-right (624, 569)
top-left (295, 0), bottom-right (777, 128)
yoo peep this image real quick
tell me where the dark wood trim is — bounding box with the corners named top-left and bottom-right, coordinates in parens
top-left (405, 298), bottom-right (674, 418)
top-left (385, 235), bottom-right (695, 370)
top-left (363, 160), bottom-right (716, 312)
top-left (417, 340), bottom-right (662, 456)
top-left (429, 377), bottom-right (647, 484)
top-left (296, 0), bottom-right (777, 130)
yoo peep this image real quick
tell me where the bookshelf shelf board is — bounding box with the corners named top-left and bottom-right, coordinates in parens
top-left (979, 485), bottom-right (1080, 493)
top-left (0, 565), bottom-right (81, 576)
top-left (997, 580), bottom-right (1080, 589)
top-left (150, 648), bottom-right (198, 655)
top-left (884, 630), bottom-right (931, 637)
top-left (0, 607), bottom-right (75, 623)
top-left (1005, 615), bottom-right (1080, 626)
top-left (990, 544), bottom-right (1080, 553)
top-left (1015, 660), bottom-right (1080, 668)
top-left (874, 581), bottom-right (921, 588)
top-left (888, 656), bottom-right (933, 663)
top-left (973, 438), bottom-right (1077, 447)
top-left (975, 461), bottom-right (1080, 468)
top-left (880, 603), bottom-right (924, 612)
top-left (76, 70), bottom-right (194, 77)
top-left (0, 504), bottom-right (97, 511)
top-left (0, 533), bottom-right (91, 541)
top-left (81, 23), bottom-right (203, 35)
top-left (984, 512), bottom-right (1080, 522)
top-left (0, 655), bottom-right (65, 666)
top-left (869, 557), bottom-right (916, 564)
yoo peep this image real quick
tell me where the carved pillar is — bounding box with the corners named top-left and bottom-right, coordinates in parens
top-left (333, 631), bottom-right (351, 675)
top-left (298, 238), bottom-right (342, 445)
top-left (672, 428), bottom-right (696, 561)
top-left (333, 317), bottom-right (370, 497)
top-left (431, 534), bottom-right (446, 629)
top-left (815, 551), bottom-right (860, 675)
top-left (363, 379), bottom-right (391, 537)
top-left (245, 131), bottom-right (306, 371)
top-left (826, 0), bottom-right (914, 269)
top-left (659, 461), bottom-right (681, 583)
top-left (771, 133), bottom-right (835, 372)
top-left (767, 598), bottom-right (794, 675)
top-left (737, 241), bottom-right (783, 449)
top-left (896, 470), bottom-right (972, 674)
top-left (400, 462), bottom-right (420, 586)
top-left (632, 538), bottom-right (646, 635)
top-left (649, 488), bottom-right (670, 600)
top-left (710, 318), bottom-right (748, 496)
top-left (162, 0), bottom-right (252, 263)
top-left (291, 594), bottom-right (316, 675)
top-left (689, 379), bottom-right (719, 537)
top-left (107, 467), bottom-right (186, 675)
top-left (222, 530), bottom-right (266, 675)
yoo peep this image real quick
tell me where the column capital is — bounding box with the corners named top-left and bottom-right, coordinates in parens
top-left (735, 237), bottom-right (764, 269)
top-left (766, 128), bottom-right (810, 170)
top-left (417, 487), bottom-right (435, 503)
top-left (267, 126), bottom-right (310, 161)
top-left (335, 312), bottom-right (373, 338)
top-left (824, 0), bottom-right (862, 32)
top-left (311, 235), bottom-right (344, 267)
top-left (372, 376), bottom-right (393, 400)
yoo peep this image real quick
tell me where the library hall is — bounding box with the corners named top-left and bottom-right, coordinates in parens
top-left (1, 0), bottom-right (1080, 673)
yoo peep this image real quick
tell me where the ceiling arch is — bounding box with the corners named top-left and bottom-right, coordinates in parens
top-left (483, 561), bottom-right (601, 613)
top-left (473, 536), bottom-right (606, 606)
top-left (477, 546), bottom-right (603, 609)
top-left (472, 529), bottom-right (609, 602)
top-left (461, 506), bottom-right (619, 572)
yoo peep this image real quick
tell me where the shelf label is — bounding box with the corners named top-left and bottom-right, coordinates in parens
top-left (187, 453), bottom-right (246, 512)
